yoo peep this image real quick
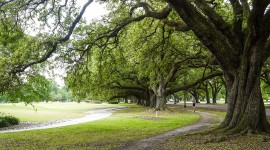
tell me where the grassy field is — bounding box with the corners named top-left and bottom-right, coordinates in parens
top-left (0, 106), bottom-right (199, 149)
top-left (0, 102), bottom-right (119, 122)
top-left (150, 109), bottom-right (270, 150)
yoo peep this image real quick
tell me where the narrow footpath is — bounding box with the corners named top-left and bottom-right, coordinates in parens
top-left (0, 106), bottom-right (126, 133)
top-left (118, 111), bottom-right (220, 150)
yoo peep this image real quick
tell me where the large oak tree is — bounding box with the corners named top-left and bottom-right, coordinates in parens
top-left (95, 0), bottom-right (270, 133)
top-left (165, 0), bottom-right (270, 133)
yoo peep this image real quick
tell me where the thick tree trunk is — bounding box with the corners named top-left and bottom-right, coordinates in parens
top-left (166, 0), bottom-right (270, 134)
top-left (220, 56), bottom-right (270, 133)
top-left (153, 83), bottom-right (166, 110)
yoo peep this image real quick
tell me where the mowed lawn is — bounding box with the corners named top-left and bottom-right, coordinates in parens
top-left (0, 102), bottom-right (119, 122)
top-left (0, 106), bottom-right (200, 149)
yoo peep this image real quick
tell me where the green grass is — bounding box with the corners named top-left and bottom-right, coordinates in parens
top-left (0, 102), bottom-right (119, 122)
top-left (0, 106), bottom-right (199, 149)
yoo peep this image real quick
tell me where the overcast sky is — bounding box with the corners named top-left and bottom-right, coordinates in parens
top-left (80, 1), bottom-right (108, 21)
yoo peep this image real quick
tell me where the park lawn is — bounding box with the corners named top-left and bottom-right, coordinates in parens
top-left (0, 106), bottom-right (199, 149)
top-left (0, 102), bottom-right (119, 122)
top-left (153, 109), bottom-right (270, 150)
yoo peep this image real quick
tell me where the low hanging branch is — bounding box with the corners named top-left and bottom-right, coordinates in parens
top-left (8, 0), bottom-right (94, 75)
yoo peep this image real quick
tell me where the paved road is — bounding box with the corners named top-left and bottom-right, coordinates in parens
top-left (168, 102), bottom-right (270, 116)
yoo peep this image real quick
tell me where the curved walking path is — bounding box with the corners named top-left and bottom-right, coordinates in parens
top-left (118, 111), bottom-right (220, 150)
top-left (0, 106), bottom-right (126, 133)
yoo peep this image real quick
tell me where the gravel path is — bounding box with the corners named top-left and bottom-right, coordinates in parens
top-left (0, 106), bottom-right (126, 133)
top-left (118, 111), bottom-right (220, 150)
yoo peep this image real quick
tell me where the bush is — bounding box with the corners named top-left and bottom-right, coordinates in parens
top-left (0, 113), bottom-right (20, 128)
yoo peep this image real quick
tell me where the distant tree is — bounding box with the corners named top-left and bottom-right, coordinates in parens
top-left (0, 74), bottom-right (51, 103)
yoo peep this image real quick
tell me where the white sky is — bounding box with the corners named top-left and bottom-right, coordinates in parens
top-left (81, 1), bottom-right (108, 21)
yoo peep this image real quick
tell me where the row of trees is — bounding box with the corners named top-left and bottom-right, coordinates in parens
top-left (0, 78), bottom-right (73, 103)
top-left (65, 18), bottom-right (224, 110)
top-left (0, 0), bottom-right (270, 134)
top-left (64, 0), bottom-right (270, 134)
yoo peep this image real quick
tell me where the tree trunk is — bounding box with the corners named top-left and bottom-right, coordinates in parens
top-left (137, 98), bottom-right (141, 105)
top-left (143, 89), bottom-right (150, 106)
top-left (220, 56), bottom-right (270, 133)
top-left (206, 89), bottom-right (210, 104)
top-left (212, 94), bottom-right (217, 104)
top-left (149, 90), bottom-right (156, 108)
top-left (124, 97), bottom-right (128, 103)
top-left (183, 90), bottom-right (188, 108)
top-left (189, 88), bottom-right (200, 103)
top-left (221, 77), bottom-right (228, 103)
top-left (153, 83), bottom-right (166, 110)
top-left (202, 82), bottom-right (211, 103)
top-left (208, 79), bottom-right (222, 104)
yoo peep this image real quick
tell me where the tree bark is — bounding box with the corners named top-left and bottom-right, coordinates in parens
top-left (220, 53), bottom-right (270, 133)
top-left (166, 0), bottom-right (270, 134)
top-left (153, 82), bottom-right (167, 110)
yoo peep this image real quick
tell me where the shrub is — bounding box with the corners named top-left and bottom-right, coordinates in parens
top-left (0, 113), bottom-right (20, 128)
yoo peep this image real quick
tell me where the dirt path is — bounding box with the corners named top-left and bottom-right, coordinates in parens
top-left (118, 111), bottom-right (220, 150)
top-left (0, 106), bottom-right (126, 133)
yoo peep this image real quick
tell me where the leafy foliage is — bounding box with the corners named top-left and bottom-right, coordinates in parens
top-left (0, 113), bottom-right (20, 128)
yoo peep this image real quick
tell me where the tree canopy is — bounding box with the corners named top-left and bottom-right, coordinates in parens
top-left (0, 0), bottom-right (270, 134)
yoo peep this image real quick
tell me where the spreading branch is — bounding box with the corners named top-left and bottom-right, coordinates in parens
top-left (166, 71), bottom-right (223, 95)
top-left (166, 0), bottom-right (240, 71)
top-left (9, 0), bottom-right (94, 74)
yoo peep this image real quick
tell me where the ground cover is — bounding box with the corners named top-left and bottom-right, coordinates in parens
top-left (162, 132), bottom-right (270, 150)
top-left (0, 106), bottom-right (199, 149)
